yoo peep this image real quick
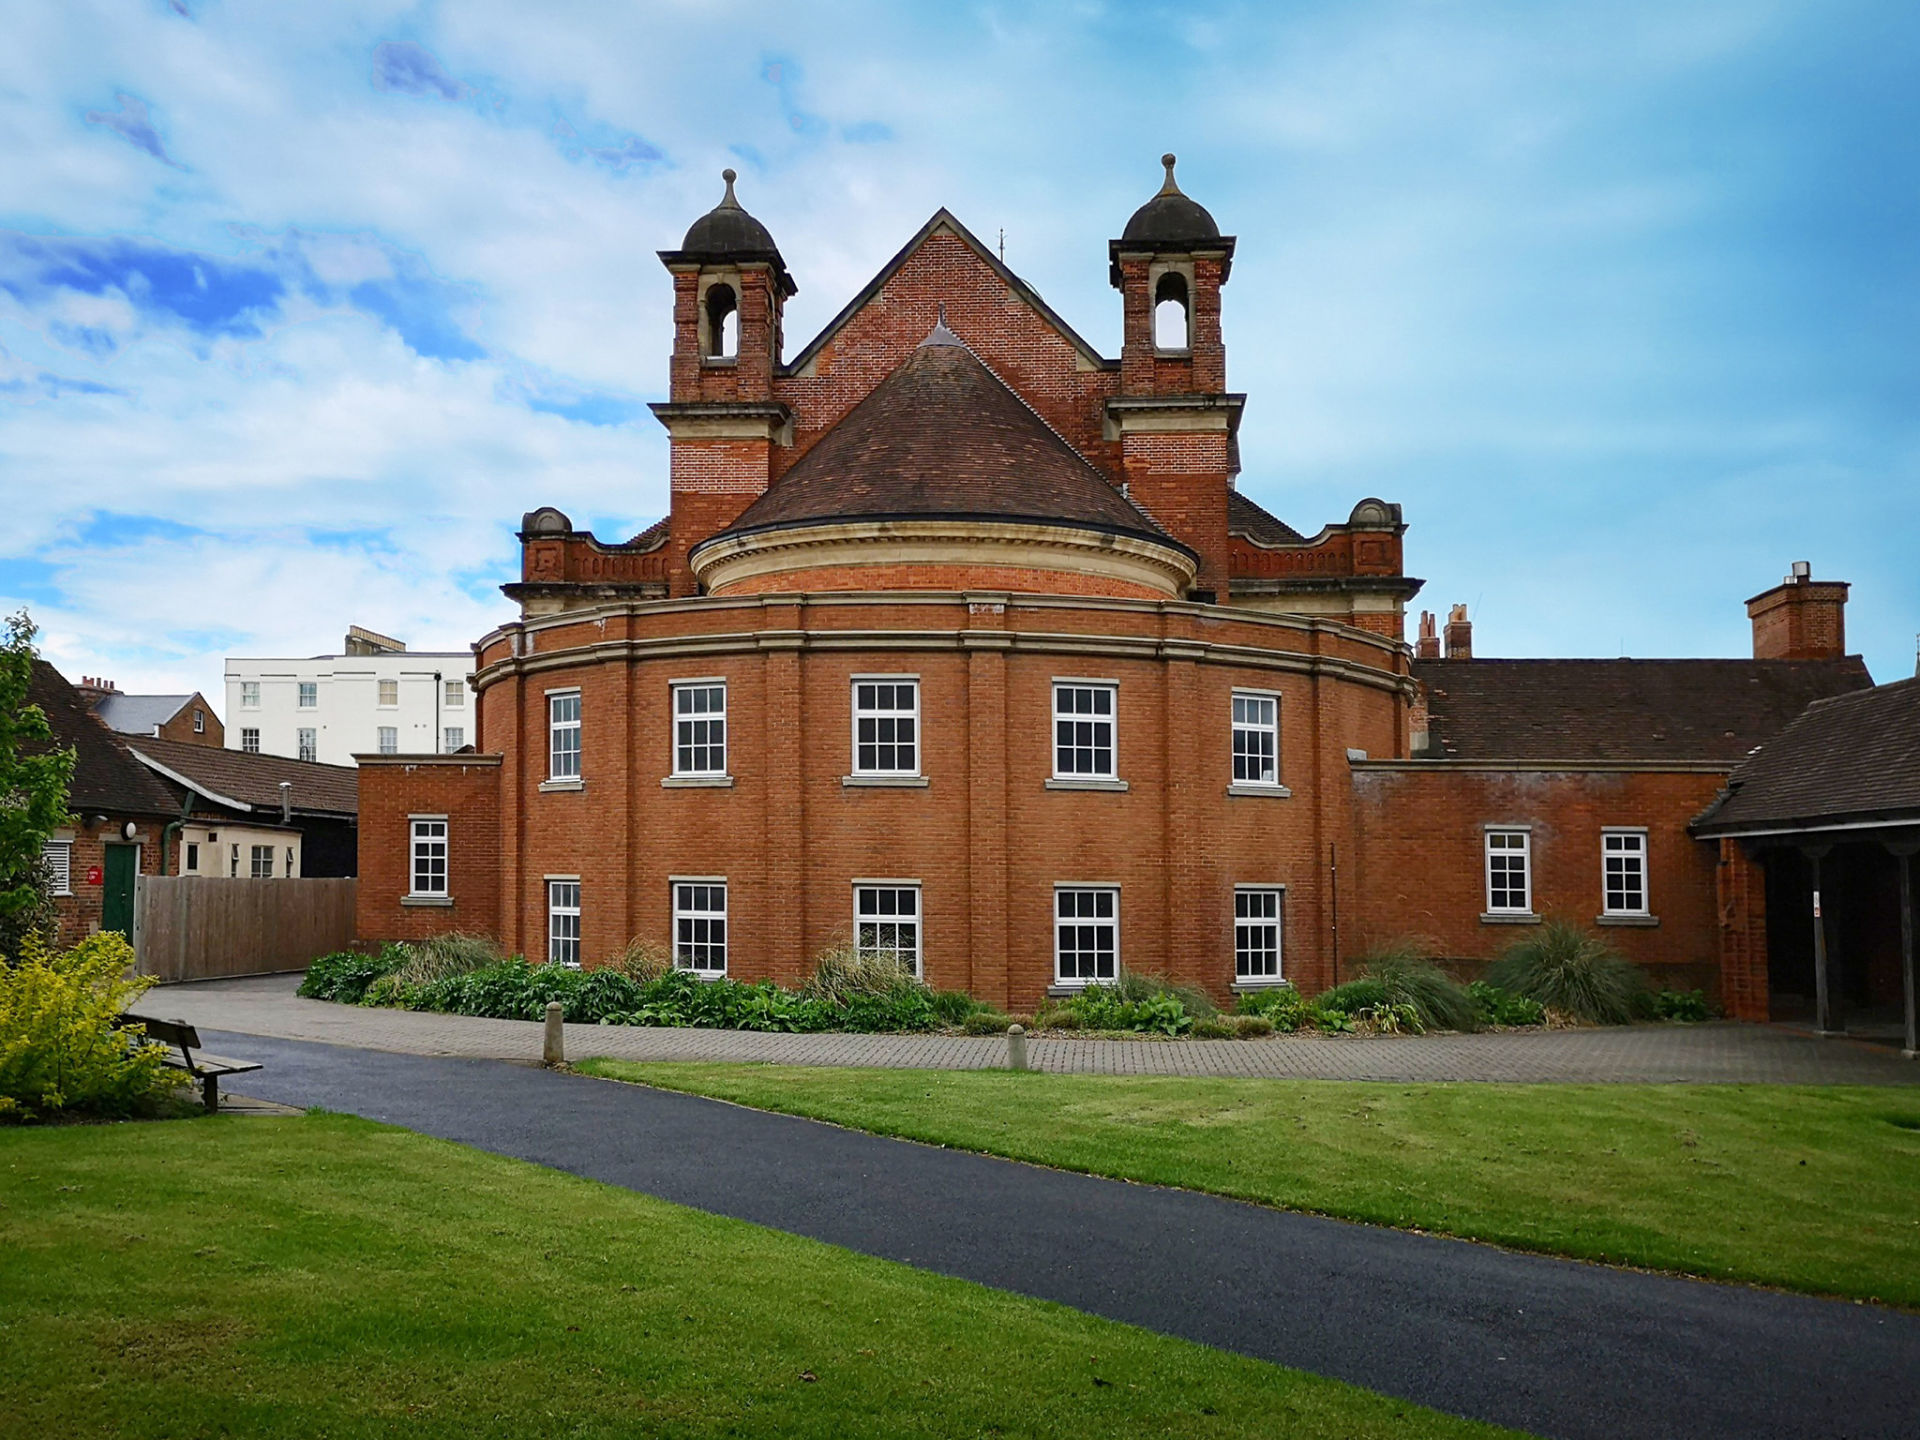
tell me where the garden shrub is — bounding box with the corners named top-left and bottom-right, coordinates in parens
top-left (1109, 966), bottom-right (1216, 1017)
top-left (606, 937), bottom-right (673, 983)
top-left (1652, 988), bottom-right (1712, 1023)
top-left (1190, 1016), bottom-right (1236, 1039)
top-left (961, 1010), bottom-right (1015, 1036)
top-left (1352, 1001), bottom-right (1423, 1034)
top-left (1233, 983), bottom-right (1308, 1031)
top-left (1340, 940), bottom-right (1480, 1032)
top-left (929, 989), bottom-right (983, 1027)
top-left (298, 946), bottom-right (403, 1004)
top-left (1031, 1005), bottom-right (1081, 1032)
top-left (1468, 980), bottom-right (1546, 1028)
top-left (1060, 986), bottom-right (1192, 1036)
top-left (387, 933), bottom-right (506, 989)
top-left (1232, 1014), bottom-right (1274, 1038)
top-left (1307, 1004), bottom-right (1355, 1033)
top-left (805, 944), bottom-right (919, 1005)
top-left (0, 933), bottom-right (188, 1121)
top-left (1313, 977), bottom-right (1387, 1017)
top-left (1484, 921), bottom-right (1648, 1025)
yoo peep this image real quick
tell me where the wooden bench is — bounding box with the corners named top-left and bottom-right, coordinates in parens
top-left (114, 1014), bottom-right (262, 1113)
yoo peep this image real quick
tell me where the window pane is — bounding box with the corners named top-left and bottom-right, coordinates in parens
top-left (673, 685), bottom-right (727, 775)
top-left (854, 885), bottom-right (921, 976)
top-left (1052, 685), bottom-right (1117, 778)
top-left (550, 692), bottom-right (581, 779)
top-left (1486, 831), bottom-right (1529, 912)
top-left (851, 679), bottom-right (918, 774)
top-left (1234, 888), bottom-right (1283, 979)
top-left (674, 882), bottom-right (727, 974)
top-left (549, 881), bottom-right (581, 966)
top-left (1055, 888), bottom-right (1118, 982)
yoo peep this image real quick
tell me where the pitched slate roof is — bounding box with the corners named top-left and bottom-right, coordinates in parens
top-left (127, 735), bottom-right (358, 818)
top-left (1227, 489), bottom-right (1307, 546)
top-left (1695, 676), bottom-right (1920, 834)
top-left (28, 661), bottom-right (180, 817)
top-left (1414, 657), bottom-right (1873, 763)
top-left (707, 329), bottom-right (1187, 555)
top-left (92, 691), bottom-right (193, 735)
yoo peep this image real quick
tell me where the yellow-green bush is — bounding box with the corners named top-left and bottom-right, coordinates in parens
top-left (0, 933), bottom-right (187, 1121)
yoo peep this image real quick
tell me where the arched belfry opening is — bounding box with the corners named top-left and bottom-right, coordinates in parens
top-left (704, 282), bottom-right (738, 361)
top-left (1153, 270), bottom-right (1190, 351)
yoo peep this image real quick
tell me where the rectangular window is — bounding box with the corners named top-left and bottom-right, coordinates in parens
top-left (43, 840), bottom-right (72, 896)
top-left (1231, 692), bottom-right (1279, 785)
top-left (241, 680), bottom-right (260, 709)
top-left (854, 884), bottom-right (921, 977)
top-left (444, 679), bottom-right (465, 707)
top-left (297, 727), bottom-right (317, 762)
top-left (297, 681), bottom-right (317, 708)
top-left (1485, 829), bottom-right (1532, 914)
top-left (1234, 887), bottom-right (1284, 982)
top-left (410, 819), bottom-right (448, 896)
top-left (673, 881), bottom-right (727, 975)
top-left (1053, 683), bottom-right (1117, 779)
top-left (241, 727), bottom-right (260, 754)
top-left (548, 880), bottom-right (581, 967)
top-left (285, 846), bottom-right (296, 878)
top-left (1055, 886), bottom-right (1119, 986)
top-left (229, 843), bottom-right (240, 878)
top-left (184, 842), bottom-right (199, 874)
top-left (378, 678), bottom-right (399, 707)
top-left (1603, 830), bottom-right (1649, 916)
top-left (852, 678), bottom-right (919, 776)
top-left (548, 691), bottom-right (582, 780)
top-left (192, 708), bottom-right (205, 734)
top-left (443, 726), bottom-right (464, 752)
top-left (377, 726), bottom-right (398, 755)
top-left (250, 844), bottom-right (274, 880)
top-left (672, 683), bottom-right (727, 776)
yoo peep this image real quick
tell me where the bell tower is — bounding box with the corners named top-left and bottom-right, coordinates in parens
top-left (1107, 154), bottom-right (1241, 599)
top-left (652, 170), bottom-right (797, 595)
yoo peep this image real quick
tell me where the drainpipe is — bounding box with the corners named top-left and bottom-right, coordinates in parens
top-left (434, 669), bottom-right (443, 753)
top-left (159, 789), bottom-right (195, 875)
top-left (279, 781), bottom-right (292, 824)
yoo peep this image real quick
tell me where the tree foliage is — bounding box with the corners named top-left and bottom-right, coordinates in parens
top-left (0, 612), bottom-right (74, 953)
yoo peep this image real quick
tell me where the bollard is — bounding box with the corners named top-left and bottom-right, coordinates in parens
top-left (543, 1001), bottom-right (565, 1067)
top-left (1007, 1023), bottom-right (1028, 1073)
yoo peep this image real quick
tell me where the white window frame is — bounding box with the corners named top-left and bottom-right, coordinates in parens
top-left (850, 676), bottom-right (920, 778)
top-left (377, 726), bottom-right (398, 756)
top-left (671, 680), bottom-right (728, 778)
top-left (241, 727), bottom-right (260, 754)
top-left (1234, 885), bottom-right (1285, 984)
top-left (1601, 828), bottom-right (1651, 917)
top-left (1053, 884), bottom-right (1120, 987)
top-left (1051, 681), bottom-right (1118, 782)
top-left (443, 726), bottom-right (464, 753)
top-left (297, 681), bottom-right (317, 709)
top-left (183, 841), bottom-right (199, 875)
top-left (240, 680), bottom-right (260, 710)
top-left (548, 689), bottom-right (582, 781)
top-left (43, 840), bottom-right (73, 896)
top-left (409, 817), bottom-right (448, 898)
top-left (285, 845), bottom-right (296, 878)
top-left (297, 727), bottom-right (317, 763)
top-left (192, 708), bottom-right (205, 734)
top-left (672, 878), bottom-right (728, 976)
top-left (1230, 690), bottom-right (1281, 788)
top-left (377, 678), bottom-right (399, 708)
top-left (229, 843), bottom-right (240, 878)
top-left (444, 679), bottom-right (466, 708)
top-left (250, 844), bottom-right (274, 880)
top-left (547, 878), bottom-right (582, 968)
top-left (853, 880), bottom-right (922, 977)
top-left (1484, 827), bottom-right (1533, 916)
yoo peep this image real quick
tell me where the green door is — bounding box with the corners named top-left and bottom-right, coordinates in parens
top-left (102, 843), bottom-right (138, 940)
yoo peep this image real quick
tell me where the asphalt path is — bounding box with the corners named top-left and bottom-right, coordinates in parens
top-left (208, 1030), bottom-right (1919, 1440)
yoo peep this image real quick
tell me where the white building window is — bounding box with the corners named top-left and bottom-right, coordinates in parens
top-left (1603, 830), bottom-right (1649, 916)
top-left (855, 884), bottom-right (921, 976)
top-left (250, 844), bottom-right (274, 880)
top-left (1231, 692), bottom-right (1279, 786)
top-left (549, 691), bottom-right (581, 780)
top-left (1055, 886), bottom-right (1118, 986)
top-left (852, 679), bottom-right (918, 776)
top-left (1485, 829), bottom-right (1533, 915)
top-left (192, 708), bottom-right (205, 734)
top-left (241, 681), bottom-right (260, 709)
top-left (1235, 887), bottom-right (1284, 982)
top-left (1053, 683), bottom-right (1117, 780)
top-left (285, 846), bottom-right (296, 878)
top-left (377, 726), bottom-right (398, 755)
top-left (297, 727), bottom-right (317, 763)
top-left (378, 678), bottom-right (399, 707)
top-left (443, 726), bottom-right (464, 753)
top-left (43, 840), bottom-right (72, 896)
top-left (229, 843), bottom-right (240, 877)
top-left (548, 880), bottom-right (581, 967)
top-left (297, 681), bottom-right (317, 709)
top-left (241, 728), bottom-right (260, 754)
top-left (673, 881), bottom-right (727, 975)
top-left (410, 818), bottom-right (448, 897)
top-left (444, 679), bottom-right (465, 708)
top-left (672, 683), bottom-right (726, 776)
top-left (183, 841), bottom-right (199, 874)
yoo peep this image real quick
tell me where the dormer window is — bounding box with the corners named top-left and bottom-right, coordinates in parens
top-left (1153, 270), bottom-right (1191, 352)
top-left (704, 282), bottom-right (738, 362)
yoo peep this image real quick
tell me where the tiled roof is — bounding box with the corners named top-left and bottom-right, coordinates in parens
top-left (1695, 676), bottom-right (1920, 834)
top-left (127, 735), bottom-right (358, 817)
top-left (29, 661), bottom-right (181, 817)
top-left (1414, 657), bottom-right (1873, 763)
top-left (712, 333), bottom-right (1182, 551)
top-left (92, 692), bottom-right (193, 735)
top-left (1227, 489), bottom-right (1307, 546)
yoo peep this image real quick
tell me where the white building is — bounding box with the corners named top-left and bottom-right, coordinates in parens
top-left (225, 626), bottom-right (476, 766)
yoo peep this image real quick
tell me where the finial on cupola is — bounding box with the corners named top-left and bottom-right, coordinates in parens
top-left (720, 167), bottom-right (740, 208)
top-left (920, 302), bottom-right (964, 348)
top-left (1159, 153), bottom-right (1182, 195)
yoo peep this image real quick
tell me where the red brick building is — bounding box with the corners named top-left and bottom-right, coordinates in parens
top-left (357, 161), bottom-right (1872, 1018)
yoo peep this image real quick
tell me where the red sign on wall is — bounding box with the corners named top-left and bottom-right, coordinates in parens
top-left (86, 866), bottom-right (103, 886)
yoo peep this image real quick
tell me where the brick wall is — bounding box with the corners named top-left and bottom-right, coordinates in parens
top-left (355, 758), bottom-right (502, 945)
top-left (49, 816), bottom-right (166, 950)
top-left (155, 696), bottom-right (223, 747)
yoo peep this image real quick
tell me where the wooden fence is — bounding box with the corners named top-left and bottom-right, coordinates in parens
top-left (134, 876), bottom-right (357, 982)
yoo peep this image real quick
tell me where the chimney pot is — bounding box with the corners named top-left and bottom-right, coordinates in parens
top-left (1443, 603), bottom-right (1473, 660)
top-left (1414, 610), bottom-right (1441, 660)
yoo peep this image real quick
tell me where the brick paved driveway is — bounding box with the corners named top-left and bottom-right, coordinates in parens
top-left (154, 973), bottom-right (1918, 1084)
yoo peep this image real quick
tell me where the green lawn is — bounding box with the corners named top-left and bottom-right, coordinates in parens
top-left (0, 1113), bottom-right (1524, 1439)
top-left (579, 1062), bottom-right (1920, 1308)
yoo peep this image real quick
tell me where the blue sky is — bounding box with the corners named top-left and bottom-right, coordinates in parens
top-left (2, 0), bottom-right (1916, 704)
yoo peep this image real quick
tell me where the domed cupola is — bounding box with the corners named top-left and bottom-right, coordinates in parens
top-left (665, 168), bottom-right (797, 298)
top-left (1122, 153), bottom-right (1220, 245)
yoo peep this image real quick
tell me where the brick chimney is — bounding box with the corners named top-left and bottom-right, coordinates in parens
top-left (1443, 603), bottom-right (1473, 660)
top-left (1747, 562), bottom-right (1848, 661)
top-left (1414, 610), bottom-right (1441, 660)
top-left (74, 675), bottom-right (118, 707)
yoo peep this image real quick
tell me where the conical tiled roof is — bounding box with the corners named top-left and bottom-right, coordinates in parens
top-left (710, 328), bottom-right (1180, 551)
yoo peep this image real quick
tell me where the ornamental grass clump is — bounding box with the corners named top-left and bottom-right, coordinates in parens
top-left (298, 946), bottom-right (405, 1004)
top-left (1484, 921), bottom-right (1648, 1025)
top-left (387, 933), bottom-right (506, 989)
top-left (0, 933), bottom-right (189, 1121)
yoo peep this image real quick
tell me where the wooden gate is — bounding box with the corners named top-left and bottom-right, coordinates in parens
top-left (134, 876), bottom-right (357, 981)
